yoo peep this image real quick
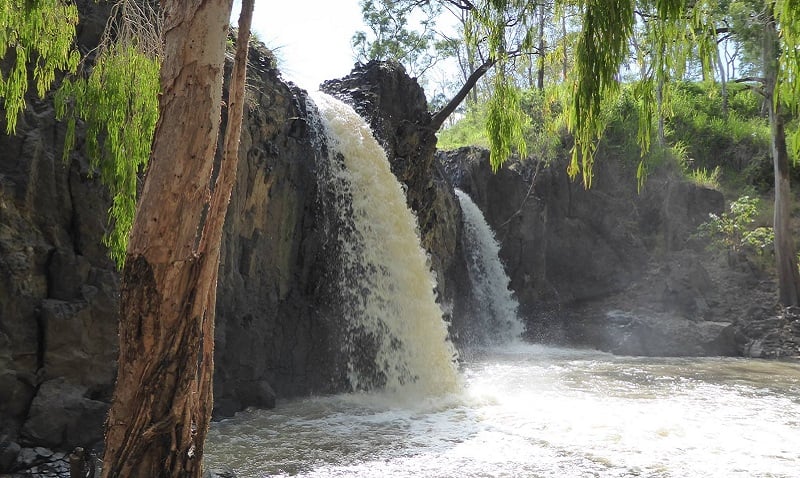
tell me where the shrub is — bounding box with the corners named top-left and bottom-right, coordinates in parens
top-left (696, 195), bottom-right (774, 264)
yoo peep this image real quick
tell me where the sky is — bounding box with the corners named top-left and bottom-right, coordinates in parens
top-left (240, 0), bottom-right (367, 91)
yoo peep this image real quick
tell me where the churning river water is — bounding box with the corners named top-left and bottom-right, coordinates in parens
top-left (205, 343), bottom-right (800, 478)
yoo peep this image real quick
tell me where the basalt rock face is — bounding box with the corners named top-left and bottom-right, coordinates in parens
top-left (0, 0), bottom-right (117, 456)
top-left (321, 61), bottom-right (474, 342)
top-left (212, 47), bottom-right (347, 417)
top-left (0, 14), bottom-right (347, 460)
top-left (440, 146), bottom-right (742, 355)
top-left (1, 52), bottom-right (471, 460)
top-left (440, 147), bottom-right (660, 311)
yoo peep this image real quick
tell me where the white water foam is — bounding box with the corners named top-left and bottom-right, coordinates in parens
top-left (207, 347), bottom-right (800, 478)
top-left (311, 92), bottom-right (460, 396)
top-left (455, 188), bottom-right (525, 344)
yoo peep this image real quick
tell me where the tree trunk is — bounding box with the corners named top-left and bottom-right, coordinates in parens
top-left (100, 0), bottom-right (248, 476)
top-left (536, 3), bottom-right (545, 90)
top-left (764, 7), bottom-right (800, 307)
top-left (771, 106), bottom-right (800, 306)
top-left (431, 57), bottom-right (496, 131)
top-left (561, 13), bottom-right (568, 81)
top-left (656, 78), bottom-right (665, 147)
top-left (717, 42), bottom-right (728, 117)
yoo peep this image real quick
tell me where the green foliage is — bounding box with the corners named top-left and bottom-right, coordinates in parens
top-left (567, 0), bottom-right (635, 187)
top-left (352, 0), bottom-right (443, 78)
top-left (697, 195), bottom-right (774, 259)
top-left (0, 0), bottom-right (80, 133)
top-left (519, 88), bottom-right (561, 165)
top-left (436, 102), bottom-right (491, 150)
top-left (776, 0), bottom-right (800, 160)
top-left (463, 0), bottom-right (545, 170)
top-left (687, 166), bottom-right (722, 189)
top-left (438, 85), bottom-right (560, 166)
top-left (666, 138), bottom-right (720, 188)
top-left (485, 72), bottom-right (528, 171)
top-left (55, 45), bottom-right (160, 268)
top-left (666, 81), bottom-right (773, 188)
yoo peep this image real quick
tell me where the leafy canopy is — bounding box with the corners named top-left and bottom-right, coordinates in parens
top-left (55, 45), bottom-right (160, 267)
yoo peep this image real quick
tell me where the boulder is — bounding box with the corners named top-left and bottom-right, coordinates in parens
top-left (734, 307), bottom-right (800, 358)
top-left (576, 310), bottom-right (737, 356)
top-left (0, 436), bottom-right (21, 472)
top-left (21, 379), bottom-right (108, 448)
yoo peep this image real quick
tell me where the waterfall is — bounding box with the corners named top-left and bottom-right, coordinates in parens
top-left (455, 188), bottom-right (525, 344)
top-left (311, 92), bottom-right (460, 396)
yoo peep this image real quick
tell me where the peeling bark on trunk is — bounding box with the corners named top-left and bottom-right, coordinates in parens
top-left (100, 0), bottom-right (252, 476)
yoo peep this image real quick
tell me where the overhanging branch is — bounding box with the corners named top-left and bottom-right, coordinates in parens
top-left (734, 76), bottom-right (767, 98)
top-left (429, 57), bottom-right (496, 131)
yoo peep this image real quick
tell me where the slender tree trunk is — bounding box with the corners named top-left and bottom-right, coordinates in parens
top-left (431, 57), bottom-right (496, 131)
top-left (770, 103), bottom-right (799, 306)
top-left (717, 41), bottom-right (728, 117)
top-left (536, 3), bottom-right (545, 90)
top-left (656, 78), bottom-right (665, 147)
top-left (101, 0), bottom-right (253, 476)
top-left (763, 7), bottom-right (800, 307)
top-left (561, 13), bottom-right (568, 81)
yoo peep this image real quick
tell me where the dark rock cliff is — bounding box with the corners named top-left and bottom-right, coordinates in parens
top-left (0, 0), bottom-right (117, 453)
top-left (212, 46), bottom-right (348, 417)
top-left (0, 5), bottom-right (351, 458)
top-left (0, 51), bottom-right (469, 464)
top-left (438, 146), bottom-right (782, 356)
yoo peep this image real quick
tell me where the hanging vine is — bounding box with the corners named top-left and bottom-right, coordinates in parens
top-left (0, 0), bottom-right (80, 133)
top-left (55, 0), bottom-right (162, 268)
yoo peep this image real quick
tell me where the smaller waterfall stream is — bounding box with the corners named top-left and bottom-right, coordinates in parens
top-left (456, 188), bottom-right (525, 344)
top-left (312, 92), bottom-right (459, 395)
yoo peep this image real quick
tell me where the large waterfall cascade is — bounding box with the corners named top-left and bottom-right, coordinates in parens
top-left (455, 188), bottom-right (525, 344)
top-left (311, 92), bottom-right (460, 395)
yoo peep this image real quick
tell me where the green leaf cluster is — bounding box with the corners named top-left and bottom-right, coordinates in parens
top-left (567, 0), bottom-right (635, 187)
top-left (665, 82), bottom-right (773, 188)
top-left (0, 0), bottom-right (80, 133)
top-left (697, 195), bottom-right (774, 258)
top-left (777, 0), bottom-right (800, 159)
top-left (55, 45), bottom-right (160, 268)
top-left (352, 0), bottom-right (443, 78)
top-left (486, 73), bottom-right (528, 171)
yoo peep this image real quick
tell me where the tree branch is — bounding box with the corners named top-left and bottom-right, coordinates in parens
top-left (734, 76), bottom-right (767, 98)
top-left (442, 0), bottom-right (475, 11)
top-left (430, 57), bottom-right (495, 131)
top-left (735, 76), bottom-right (767, 84)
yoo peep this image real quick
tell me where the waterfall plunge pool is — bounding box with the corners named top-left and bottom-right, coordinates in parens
top-left (205, 343), bottom-right (800, 477)
top-left (207, 93), bottom-right (800, 476)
